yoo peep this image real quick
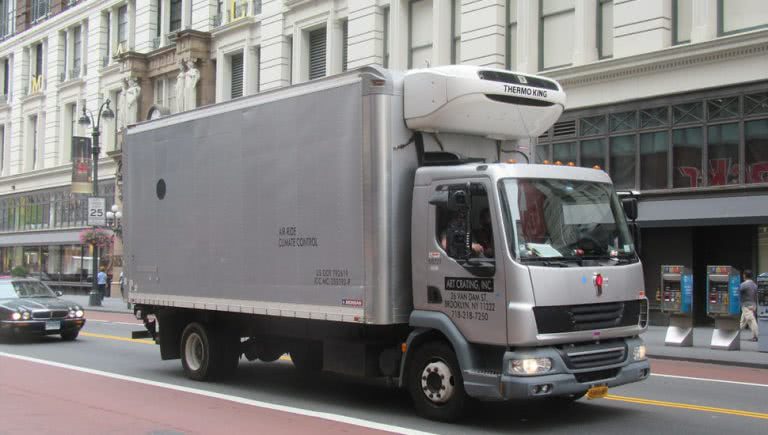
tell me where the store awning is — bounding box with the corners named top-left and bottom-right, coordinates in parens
top-left (639, 192), bottom-right (768, 227)
top-left (0, 229), bottom-right (83, 247)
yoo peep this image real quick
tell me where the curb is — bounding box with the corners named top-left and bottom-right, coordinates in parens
top-left (648, 353), bottom-right (768, 370)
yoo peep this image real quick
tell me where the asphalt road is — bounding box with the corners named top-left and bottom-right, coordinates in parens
top-left (1, 312), bottom-right (767, 435)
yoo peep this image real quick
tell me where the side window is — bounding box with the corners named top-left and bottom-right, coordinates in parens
top-left (433, 183), bottom-right (495, 276)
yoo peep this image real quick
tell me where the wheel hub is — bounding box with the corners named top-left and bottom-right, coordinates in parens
top-left (420, 360), bottom-right (454, 404)
top-left (185, 332), bottom-right (204, 371)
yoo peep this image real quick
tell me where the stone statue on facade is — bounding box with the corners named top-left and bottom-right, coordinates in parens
top-left (184, 58), bottom-right (200, 111)
top-left (125, 78), bottom-right (141, 126)
top-left (175, 59), bottom-right (187, 113)
top-left (117, 78), bottom-right (129, 130)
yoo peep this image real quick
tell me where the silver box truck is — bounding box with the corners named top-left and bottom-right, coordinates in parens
top-left (125, 66), bottom-right (649, 421)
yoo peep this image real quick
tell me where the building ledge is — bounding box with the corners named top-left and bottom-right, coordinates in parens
top-left (21, 92), bottom-right (45, 104)
top-left (58, 77), bottom-right (85, 91)
top-left (211, 16), bottom-right (257, 37)
top-left (545, 29), bottom-right (768, 88)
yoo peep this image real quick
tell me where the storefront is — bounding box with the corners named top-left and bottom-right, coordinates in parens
top-left (0, 183), bottom-right (116, 294)
top-left (535, 82), bottom-right (768, 325)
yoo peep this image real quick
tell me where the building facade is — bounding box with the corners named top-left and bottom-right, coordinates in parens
top-left (0, 1), bottom-right (766, 317)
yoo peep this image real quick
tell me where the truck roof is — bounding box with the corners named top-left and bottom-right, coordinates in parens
top-left (414, 162), bottom-right (613, 186)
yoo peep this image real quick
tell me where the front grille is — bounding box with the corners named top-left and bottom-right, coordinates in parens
top-left (534, 300), bottom-right (641, 334)
top-left (486, 94), bottom-right (554, 107)
top-left (32, 311), bottom-right (51, 319)
top-left (478, 70), bottom-right (559, 91)
top-left (575, 368), bottom-right (620, 383)
top-left (50, 310), bottom-right (69, 319)
top-left (560, 341), bottom-right (627, 369)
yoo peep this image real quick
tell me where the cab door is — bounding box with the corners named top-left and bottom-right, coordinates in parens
top-left (423, 180), bottom-right (507, 345)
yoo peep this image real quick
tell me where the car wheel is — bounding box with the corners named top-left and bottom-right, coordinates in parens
top-left (180, 322), bottom-right (239, 381)
top-left (60, 330), bottom-right (79, 341)
top-left (407, 341), bottom-right (467, 422)
top-left (290, 341), bottom-right (323, 372)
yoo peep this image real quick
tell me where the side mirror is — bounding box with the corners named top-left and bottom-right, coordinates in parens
top-left (622, 197), bottom-right (638, 221)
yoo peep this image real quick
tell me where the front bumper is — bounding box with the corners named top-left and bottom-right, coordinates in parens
top-left (0, 318), bottom-right (86, 336)
top-left (463, 337), bottom-right (650, 400)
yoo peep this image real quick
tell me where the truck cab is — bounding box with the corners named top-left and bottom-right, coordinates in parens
top-left (399, 67), bottom-right (649, 419)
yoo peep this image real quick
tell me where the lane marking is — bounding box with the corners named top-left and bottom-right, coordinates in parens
top-left (86, 319), bottom-right (143, 326)
top-left (80, 332), bottom-right (154, 345)
top-left (651, 373), bottom-right (768, 388)
top-left (606, 394), bottom-right (768, 420)
top-left (0, 352), bottom-right (433, 435)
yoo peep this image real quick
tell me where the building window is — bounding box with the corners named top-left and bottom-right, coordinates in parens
top-left (609, 135), bottom-right (636, 190)
top-left (535, 144), bottom-right (551, 163)
top-left (1, 57), bottom-right (9, 98)
top-left (232, 0), bottom-right (248, 21)
top-left (154, 79), bottom-right (165, 106)
top-left (382, 6), bottom-right (390, 67)
top-left (253, 0), bottom-right (261, 15)
top-left (673, 0), bottom-right (692, 44)
top-left (745, 119), bottom-right (768, 184)
top-left (170, 0), bottom-right (182, 32)
top-left (451, 0), bottom-right (460, 64)
top-left (409, 0), bottom-right (433, 68)
top-left (598, 0), bottom-right (613, 58)
top-left (30, 115), bottom-right (39, 170)
top-left (230, 52), bottom-right (243, 99)
top-left (707, 123), bottom-right (739, 186)
top-left (0, 0), bottom-right (14, 38)
top-left (640, 131), bottom-right (668, 189)
top-left (719, 0), bottom-right (768, 36)
top-left (104, 11), bottom-right (111, 63)
top-left (580, 138), bottom-right (606, 169)
top-left (31, 0), bottom-right (49, 23)
top-left (672, 127), bottom-right (703, 188)
top-left (35, 43), bottom-right (44, 77)
top-left (308, 27), bottom-right (326, 80)
top-left (0, 124), bottom-right (4, 174)
top-left (341, 20), bottom-right (348, 72)
top-left (506, 0), bottom-right (517, 70)
top-left (118, 5), bottom-right (128, 50)
top-left (540, 0), bottom-right (575, 70)
top-left (553, 142), bottom-right (576, 164)
top-left (73, 25), bottom-right (82, 77)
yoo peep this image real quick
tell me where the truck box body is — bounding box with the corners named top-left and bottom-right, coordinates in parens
top-left (125, 70), bottom-right (417, 325)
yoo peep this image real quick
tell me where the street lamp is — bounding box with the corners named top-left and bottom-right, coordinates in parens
top-left (79, 99), bottom-right (115, 307)
top-left (106, 204), bottom-right (123, 235)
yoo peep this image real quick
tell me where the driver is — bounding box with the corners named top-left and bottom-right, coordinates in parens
top-left (440, 210), bottom-right (490, 258)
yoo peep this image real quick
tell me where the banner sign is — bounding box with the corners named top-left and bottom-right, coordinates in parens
top-left (71, 136), bottom-right (92, 194)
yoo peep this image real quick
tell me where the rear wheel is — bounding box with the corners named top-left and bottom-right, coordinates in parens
top-left (180, 322), bottom-right (239, 381)
top-left (60, 330), bottom-right (79, 341)
top-left (407, 341), bottom-right (467, 422)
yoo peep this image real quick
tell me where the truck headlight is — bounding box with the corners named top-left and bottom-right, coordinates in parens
top-left (11, 312), bottom-right (21, 321)
top-left (509, 358), bottom-right (553, 375)
top-left (632, 345), bottom-right (647, 361)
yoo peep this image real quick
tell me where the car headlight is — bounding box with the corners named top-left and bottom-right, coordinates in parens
top-left (69, 310), bottom-right (76, 318)
top-left (632, 345), bottom-right (647, 361)
top-left (21, 311), bottom-right (31, 320)
top-left (11, 312), bottom-right (21, 321)
top-left (509, 358), bottom-right (553, 375)
top-left (75, 310), bottom-right (84, 318)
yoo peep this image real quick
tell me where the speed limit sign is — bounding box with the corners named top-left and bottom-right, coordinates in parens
top-left (87, 197), bottom-right (106, 226)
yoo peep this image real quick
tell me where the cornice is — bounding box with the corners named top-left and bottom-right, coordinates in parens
top-left (546, 30), bottom-right (768, 88)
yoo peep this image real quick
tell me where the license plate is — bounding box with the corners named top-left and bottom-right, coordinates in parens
top-left (45, 320), bottom-right (61, 331)
top-left (586, 385), bottom-right (608, 400)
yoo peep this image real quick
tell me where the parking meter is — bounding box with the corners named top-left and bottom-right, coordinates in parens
top-left (706, 265), bottom-right (741, 350)
top-left (757, 272), bottom-right (768, 353)
top-left (660, 265), bottom-right (693, 346)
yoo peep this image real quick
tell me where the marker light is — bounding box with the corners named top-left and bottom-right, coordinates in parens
top-left (593, 165), bottom-right (601, 170)
top-left (506, 159), bottom-right (517, 164)
top-left (554, 161), bottom-right (563, 166)
top-left (543, 160), bottom-right (550, 164)
top-left (567, 162), bottom-right (575, 166)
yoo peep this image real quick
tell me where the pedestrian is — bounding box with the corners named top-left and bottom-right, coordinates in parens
top-left (739, 269), bottom-right (759, 342)
top-left (97, 267), bottom-right (108, 302)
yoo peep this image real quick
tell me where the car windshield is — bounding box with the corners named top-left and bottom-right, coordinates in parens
top-left (0, 281), bottom-right (57, 298)
top-left (501, 178), bottom-right (635, 261)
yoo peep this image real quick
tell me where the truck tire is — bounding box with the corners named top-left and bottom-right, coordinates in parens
top-left (290, 342), bottom-right (323, 372)
top-left (407, 341), bottom-right (468, 422)
top-left (180, 322), bottom-right (239, 381)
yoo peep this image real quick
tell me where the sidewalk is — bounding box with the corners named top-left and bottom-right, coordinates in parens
top-left (644, 325), bottom-right (768, 369)
top-left (63, 294), bottom-right (132, 314)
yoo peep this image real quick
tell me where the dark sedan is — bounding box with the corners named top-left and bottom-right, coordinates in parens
top-left (0, 278), bottom-right (86, 340)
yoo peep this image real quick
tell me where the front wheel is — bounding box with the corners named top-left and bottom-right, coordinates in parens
top-left (407, 341), bottom-right (468, 422)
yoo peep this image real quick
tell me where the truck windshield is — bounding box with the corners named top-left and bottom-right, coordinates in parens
top-left (500, 178), bottom-right (636, 263)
